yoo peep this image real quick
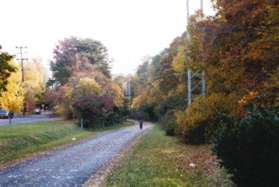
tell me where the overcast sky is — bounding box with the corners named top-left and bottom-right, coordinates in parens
top-left (0, 0), bottom-right (215, 75)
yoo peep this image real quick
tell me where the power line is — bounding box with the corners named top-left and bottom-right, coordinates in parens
top-left (15, 46), bottom-right (28, 83)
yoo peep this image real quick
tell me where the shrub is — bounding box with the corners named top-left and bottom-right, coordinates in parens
top-left (175, 93), bottom-right (236, 144)
top-left (154, 95), bottom-right (185, 119)
top-left (160, 110), bottom-right (176, 136)
top-left (105, 107), bottom-right (127, 126)
top-left (213, 105), bottom-right (279, 187)
top-left (72, 95), bottom-right (115, 128)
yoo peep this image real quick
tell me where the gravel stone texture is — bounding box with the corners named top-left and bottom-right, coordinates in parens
top-left (0, 124), bottom-right (150, 187)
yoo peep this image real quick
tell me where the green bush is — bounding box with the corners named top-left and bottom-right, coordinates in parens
top-left (213, 105), bottom-right (279, 187)
top-left (130, 105), bottom-right (157, 121)
top-left (154, 95), bottom-right (185, 119)
top-left (160, 110), bottom-right (176, 136)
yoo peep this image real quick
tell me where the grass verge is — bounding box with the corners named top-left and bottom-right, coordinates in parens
top-left (105, 125), bottom-right (232, 187)
top-left (0, 120), bottom-right (133, 167)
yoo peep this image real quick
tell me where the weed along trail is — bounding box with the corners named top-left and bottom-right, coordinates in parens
top-left (0, 124), bottom-right (151, 187)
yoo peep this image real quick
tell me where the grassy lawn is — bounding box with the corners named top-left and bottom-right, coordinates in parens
top-left (0, 120), bottom-right (133, 167)
top-left (105, 126), bottom-right (232, 187)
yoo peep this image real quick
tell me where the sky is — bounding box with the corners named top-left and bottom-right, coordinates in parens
top-left (0, 0), bottom-right (215, 75)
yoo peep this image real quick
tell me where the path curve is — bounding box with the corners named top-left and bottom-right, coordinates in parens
top-left (0, 124), bottom-right (151, 187)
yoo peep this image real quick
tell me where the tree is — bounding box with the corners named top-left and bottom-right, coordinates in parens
top-left (0, 49), bottom-right (16, 94)
top-left (71, 78), bottom-right (102, 101)
top-left (23, 58), bottom-right (48, 112)
top-left (103, 82), bottom-right (124, 108)
top-left (204, 0), bottom-right (279, 97)
top-left (50, 37), bottom-right (111, 85)
top-left (72, 95), bottom-right (115, 128)
top-left (0, 61), bottom-right (23, 112)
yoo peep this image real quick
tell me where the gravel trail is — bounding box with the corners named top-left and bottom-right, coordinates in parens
top-left (0, 124), bottom-right (151, 187)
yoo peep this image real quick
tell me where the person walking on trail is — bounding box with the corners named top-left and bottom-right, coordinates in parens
top-left (139, 119), bottom-right (143, 130)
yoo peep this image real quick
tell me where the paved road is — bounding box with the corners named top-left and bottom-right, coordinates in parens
top-left (0, 124), bottom-right (151, 187)
top-left (0, 115), bottom-right (62, 126)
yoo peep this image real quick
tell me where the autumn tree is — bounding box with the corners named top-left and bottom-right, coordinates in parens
top-left (130, 32), bottom-right (188, 121)
top-left (50, 37), bottom-right (111, 86)
top-left (0, 61), bottom-right (23, 112)
top-left (203, 0), bottom-right (279, 98)
top-left (71, 78), bottom-right (102, 101)
top-left (23, 58), bottom-right (48, 112)
top-left (47, 37), bottom-right (127, 126)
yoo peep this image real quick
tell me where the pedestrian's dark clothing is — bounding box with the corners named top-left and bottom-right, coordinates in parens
top-left (8, 112), bottom-right (14, 119)
top-left (139, 120), bottom-right (143, 130)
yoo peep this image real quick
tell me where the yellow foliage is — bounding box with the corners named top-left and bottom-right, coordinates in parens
top-left (23, 59), bottom-right (46, 95)
top-left (75, 77), bottom-right (102, 97)
top-left (54, 103), bottom-right (65, 116)
top-left (172, 46), bottom-right (186, 74)
top-left (132, 92), bottom-right (148, 109)
top-left (131, 82), bottom-right (163, 110)
top-left (110, 82), bottom-right (124, 107)
top-left (0, 61), bottom-right (23, 112)
top-left (175, 93), bottom-right (237, 137)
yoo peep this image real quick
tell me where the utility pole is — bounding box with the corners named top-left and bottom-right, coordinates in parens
top-left (186, 0), bottom-right (190, 23)
top-left (128, 78), bottom-right (132, 103)
top-left (16, 46), bottom-right (28, 83)
top-left (200, 0), bottom-right (206, 96)
top-left (186, 0), bottom-right (192, 106)
top-left (16, 46), bottom-right (28, 116)
top-left (186, 0), bottom-right (206, 105)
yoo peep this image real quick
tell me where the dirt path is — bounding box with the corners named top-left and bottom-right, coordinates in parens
top-left (0, 123), bottom-right (151, 187)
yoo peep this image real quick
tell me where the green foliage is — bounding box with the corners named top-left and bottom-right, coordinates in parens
top-left (155, 95), bottom-right (185, 119)
top-left (136, 61), bottom-right (150, 85)
top-left (0, 51), bottom-right (16, 94)
top-left (213, 104), bottom-right (279, 187)
top-left (130, 104), bottom-right (157, 121)
top-left (160, 110), bottom-right (176, 136)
